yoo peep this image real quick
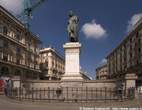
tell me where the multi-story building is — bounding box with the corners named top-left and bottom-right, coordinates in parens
top-left (96, 64), bottom-right (108, 80)
top-left (39, 47), bottom-right (65, 80)
top-left (106, 18), bottom-right (142, 84)
top-left (0, 6), bottom-right (41, 80)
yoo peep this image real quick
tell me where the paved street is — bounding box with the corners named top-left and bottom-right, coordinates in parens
top-left (0, 95), bottom-right (78, 110)
top-left (0, 95), bottom-right (142, 110)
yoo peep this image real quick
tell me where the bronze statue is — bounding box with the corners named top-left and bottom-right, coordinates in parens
top-left (67, 11), bottom-right (79, 42)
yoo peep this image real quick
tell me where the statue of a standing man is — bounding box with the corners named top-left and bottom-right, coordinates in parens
top-left (67, 11), bottom-right (79, 42)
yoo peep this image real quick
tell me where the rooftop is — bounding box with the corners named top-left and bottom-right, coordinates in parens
top-left (0, 5), bottom-right (42, 43)
top-left (40, 47), bottom-right (65, 60)
top-left (96, 64), bottom-right (107, 71)
top-left (106, 17), bottom-right (142, 58)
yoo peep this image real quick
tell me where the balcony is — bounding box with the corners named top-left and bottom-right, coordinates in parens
top-left (26, 47), bottom-right (40, 57)
top-left (0, 51), bottom-right (40, 72)
top-left (0, 33), bottom-right (26, 49)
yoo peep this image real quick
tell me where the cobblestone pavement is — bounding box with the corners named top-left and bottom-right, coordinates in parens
top-left (0, 95), bottom-right (142, 110)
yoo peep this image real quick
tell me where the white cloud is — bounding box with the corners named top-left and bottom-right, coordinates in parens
top-left (81, 20), bottom-right (107, 39)
top-left (100, 58), bottom-right (107, 65)
top-left (127, 13), bottom-right (142, 32)
top-left (0, 0), bottom-right (24, 15)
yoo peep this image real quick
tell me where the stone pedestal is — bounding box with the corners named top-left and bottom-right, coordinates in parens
top-left (62, 42), bottom-right (83, 80)
top-left (125, 73), bottom-right (138, 88)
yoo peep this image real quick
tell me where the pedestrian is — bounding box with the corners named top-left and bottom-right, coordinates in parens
top-left (0, 78), bottom-right (4, 93)
top-left (7, 78), bottom-right (12, 96)
top-left (4, 79), bottom-right (8, 96)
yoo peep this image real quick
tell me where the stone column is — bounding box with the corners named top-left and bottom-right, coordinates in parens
top-left (8, 54), bottom-right (10, 61)
top-left (47, 52), bottom-right (52, 80)
top-left (62, 42), bottom-right (83, 80)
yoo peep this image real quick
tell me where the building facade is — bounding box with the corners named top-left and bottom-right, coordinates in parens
top-left (96, 64), bottom-right (108, 80)
top-left (0, 6), bottom-right (41, 80)
top-left (106, 18), bottom-right (142, 85)
top-left (39, 47), bottom-right (65, 80)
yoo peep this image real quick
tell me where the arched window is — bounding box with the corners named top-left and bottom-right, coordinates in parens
top-left (3, 26), bottom-right (8, 35)
top-left (15, 69), bottom-right (21, 76)
top-left (1, 67), bottom-right (9, 76)
top-left (0, 24), bottom-right (3, 33)
top-left (0, 39), bottom-right (4, 48)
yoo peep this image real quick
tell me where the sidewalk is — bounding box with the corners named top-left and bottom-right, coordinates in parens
top-left (0, 95), bottom-right (142, 110)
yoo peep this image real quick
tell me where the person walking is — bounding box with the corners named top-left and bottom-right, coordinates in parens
top-left (4, 79), bottom-right (8, 96)
top-left (7, 78), bottom-right (12, 96)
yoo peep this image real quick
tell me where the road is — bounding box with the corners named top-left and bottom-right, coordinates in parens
top-left (0, 95), bottom-right (142, 110)
top-left (0, 96), bottom-right (78, 110)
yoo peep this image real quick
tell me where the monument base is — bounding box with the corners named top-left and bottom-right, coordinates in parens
top-left (62, 74), bottom-right (84, 81)
top-left (62, 42), bottom-right (84, 81)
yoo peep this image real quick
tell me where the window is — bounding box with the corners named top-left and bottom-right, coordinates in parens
top-left (45, 60), bottom-right (48, 67)
top-left (1, 67), bottom-right (9, 76)
top-left (16, 47), bottom-right (21, 54)
top-left (131, 38), bottom-right (134, 43)
top-left (138, 48), bottom-right (141, 53)
top-left (3, 26), bottom-right (8, 35)
top-left (3, 54), bottom-right (8, 61)
top-left (0, 39), bottom-right (4, 47)
top-left (138, 38), bottom-right (141, 43)
top-left (137, 59), bottom-right (139, 65)
top-left (136, 32), bottom-right (139, 38)
top-left (15, 69), bottom-right (21, 76)
top-left (28, 54), bottom-right (34, 62)
top-left (16, 58), bottom-right (20, 64)
top-left (15, 31), bottom-right (21, 41)
top-left (130, 52), bottom-right (132, 57)
top-left (3, 41), bottom-right (8, 47)
top-left (0, 24), bottom-right (3, 33)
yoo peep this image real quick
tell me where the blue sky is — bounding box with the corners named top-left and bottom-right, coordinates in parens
top-left (1, 0), bottom-right (142, 78)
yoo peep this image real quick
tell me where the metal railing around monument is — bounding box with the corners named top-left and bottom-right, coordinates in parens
top-left (7, 87), bottom-right (139, 102)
